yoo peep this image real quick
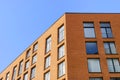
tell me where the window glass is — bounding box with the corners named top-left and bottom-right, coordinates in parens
top-left (58, 45), bottom-right (65, 59)
top-left (58, 61), bottom-right (65, 77)
top-left (45, 56), bottom-right (50, 69)
top-left (86, 42), bottom-right (98, 54)
top-left (44, 71), bottom-right (50, 80)
top-left (59, 26), bottom-right (64, 42)
top-left (46, 37), bottom-right (51, 53)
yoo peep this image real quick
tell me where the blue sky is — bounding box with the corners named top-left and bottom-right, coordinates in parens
top-left (0, 0), bottom-right (120, 72)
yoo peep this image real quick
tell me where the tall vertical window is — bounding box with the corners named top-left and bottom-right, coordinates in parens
top-left (33, 42), bottom-right (38, 52)
top-left (58, 61), bottom-right (65, 77)
top-left (46, 37), bottom-right (51, 53)
top-left (107, 59), bottom-right (120, 72)
top-left (6, 72), bottom-right (10, 80)
top-left (104, 42), bottom-right (117, 54)
top-left (88, 59), bottom-right (101, 72)
top-left (58, 25), bottom-right (64, 42)
top-left (26, 49), bottom-right (31, 59)
top-left (86, 42), bottom-right (98, 54)
top-left (58, 45), bottom-right (65, 59)
top-left (89, 78), bottom-right (103, 80)
top-left (44, 71), bottom-right (50, 80)
top-left (100, 22), bottom-right (113, 38)
top-left (18, 61), bottom-right (23, 75)
top-left (110, 77), bottom-right (120, 80)
top-left (25, 61), bottom-right (29, 70)
top-left (45, 55), bottom-right (51, 69)
top-left (24, 73), bottom-right (28, 80)
top-left (31, 66), bottom-right (36, 79)
top-left (12, 66), bottom-right (17, 80)
top-left (83, 22), bottom-right (95, 38)
top-left (32, 54), bottom-right (37, 64)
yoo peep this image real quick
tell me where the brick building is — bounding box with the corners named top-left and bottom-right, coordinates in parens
top-left (0, 13), bottom-right (120, 80)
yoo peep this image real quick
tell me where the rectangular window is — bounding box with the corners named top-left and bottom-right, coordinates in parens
top-left (32, 54), bottom-right (37, 64)
top-left (31, 66), bottom-right (36, 79)
top-left (33, 42), bottom-right (38, 52)
top-left (89, 78), bottom-right (103, 80)
top-left (46, 37), bottom-right (51, 53)
top-left (58, 45), bottom-right (65, 59)
top-left (104, 42), bottom-right (117, 54)
top-left (25, 61), bottom-right (29, 70)
top-left (24, 73), bottom-right (28, 80)
top-left (83, 22), bottom-right (95, 38)
top-left (18, 61), bottom-right (23, 75)
top-left (58, 25), bottom-right (64, 42)
top-left (107, 59), bottom-right (120, 72)
top-left (26, 49), bottom-right (31, 59)
top-left (110, 77), bottom-right (120, 80)
top-left (12, 66), bottom-right (17, 80)
top-left (88, 59), bottom-right (101, 72)
top-left (6, 72), bottom-right (10, 80)
top-left (45, 55), bottom-right (51, 69)
top-left (100, 22), bottom-right (113, 38)
top-left (44, 71), bottom-right (50, 80)
top-left (86, 42), bottom-right (98, 54)
top-left (58, 61), bottom-right (65, 77)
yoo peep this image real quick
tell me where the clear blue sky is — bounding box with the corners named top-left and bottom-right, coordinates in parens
top-left (0, 0), bottom-right (120, 72)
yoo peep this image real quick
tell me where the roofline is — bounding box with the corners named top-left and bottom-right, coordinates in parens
top-left (65, 12), bottom-right (120, 14)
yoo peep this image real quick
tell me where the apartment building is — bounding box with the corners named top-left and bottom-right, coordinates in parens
top-left (0, 13), bottom-right (120, 80)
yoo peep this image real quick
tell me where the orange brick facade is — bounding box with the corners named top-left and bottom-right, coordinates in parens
top-left (0, 13), bottom-right (120, 80)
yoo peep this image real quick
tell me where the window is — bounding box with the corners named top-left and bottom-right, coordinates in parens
top-left (110, 77), bottom-right (120, 80)
top-left (88, 59), bottom-right (101, 72)
top-left (58, 25), bottom-right (64, 42)
top-left (6, 72), bottom-right (10, 80)
top-left (86, 42), bottom-right (98, 54)
top-left (89, 78), bottom-right (103, 80)
top-left (44, 71), bottom-right (50, 80)
top-left (107, 59), bottom-right (120, 72)
top-left (32, 54), bottom-right (37, 64)
top-left (58, 45), bottom-right (65, 59)
top-left (104, 42), bottom-right (117, 54)
top-left (46, 37), bottom-right (51, 53)
top-left (26, 49), bottom-right (31, 59)
top-left (58, 61), bottom-right (65, 77)
top-left (31, 66), bottom-right (36, 79)
top-left (12, 66), bottom-right (17, 80)
top-left (83, 22), bottom-right (95, 38)
top-left (17, 78), bottom-right (21, 80)
top-left (18, 61), bottom-right (23, 75)
top-left (24, 73), bottom-right (28, 80)
top-left (25, 61), bottom-right (29, 70)
top-left (33, 43), bottom-right (38, 52)
top-left (45, 55), bottom-right (51, 69)
top-left (100, 22), bottom-right (113, 38)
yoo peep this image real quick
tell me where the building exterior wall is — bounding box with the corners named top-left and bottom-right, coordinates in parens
top-left (0, 13), bottom-right (120, 80)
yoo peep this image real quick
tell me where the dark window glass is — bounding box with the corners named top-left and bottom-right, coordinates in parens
top-left (110, 77), bottom-right (120, 80)
top-left (86, 42), bottom-right (98, 54)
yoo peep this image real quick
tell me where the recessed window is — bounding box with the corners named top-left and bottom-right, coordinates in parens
top-left (89, 78), bottom-right (103, 80)
top-left (45, 55), bottom-right (51, 69)
top-left (26, 49), bottom-right (31, 59)
top-left (86, 42), bottom-right (98, 54)
top-left (32, 54), bottom-right (37, 64)
top-left (33, 42), bottom-right (38, 52)
top-left (46, 37), bottom-right (51, 53)
top-left (44, 71), bottom-right (50, 80)
top-left (83, 22), bottom-right (95, 38)
top-left (107, 59), bottom-right (120, 72)
top-left (58, 25), bottom-right (64, 43)
top-left (88, 59), bottom-right (101, 72)
top-left (58, 45), bottom-right (65, 59)
top-left (6, 72), bottom-right (10, 80)
top-left (100, 22), bottom-right (113, 38)
top-left (12, 66), bottom-right (17, 80)
top-left (58, 61), bottom-right (65, 77)
top-left (25, 61), bottom-right (29, 70)
top-left (31, 66), bottom-right (36, 79)
top-left (104, 42), bottom-right (117, 54)
top-left (24, 73), bottom-right (28, 80)
top-left (110, 77), bottom-right (120, 80)
top-left (18, 61), bottom-right (23, 75)
top-left (17, 78), bottom-right (21, 80)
